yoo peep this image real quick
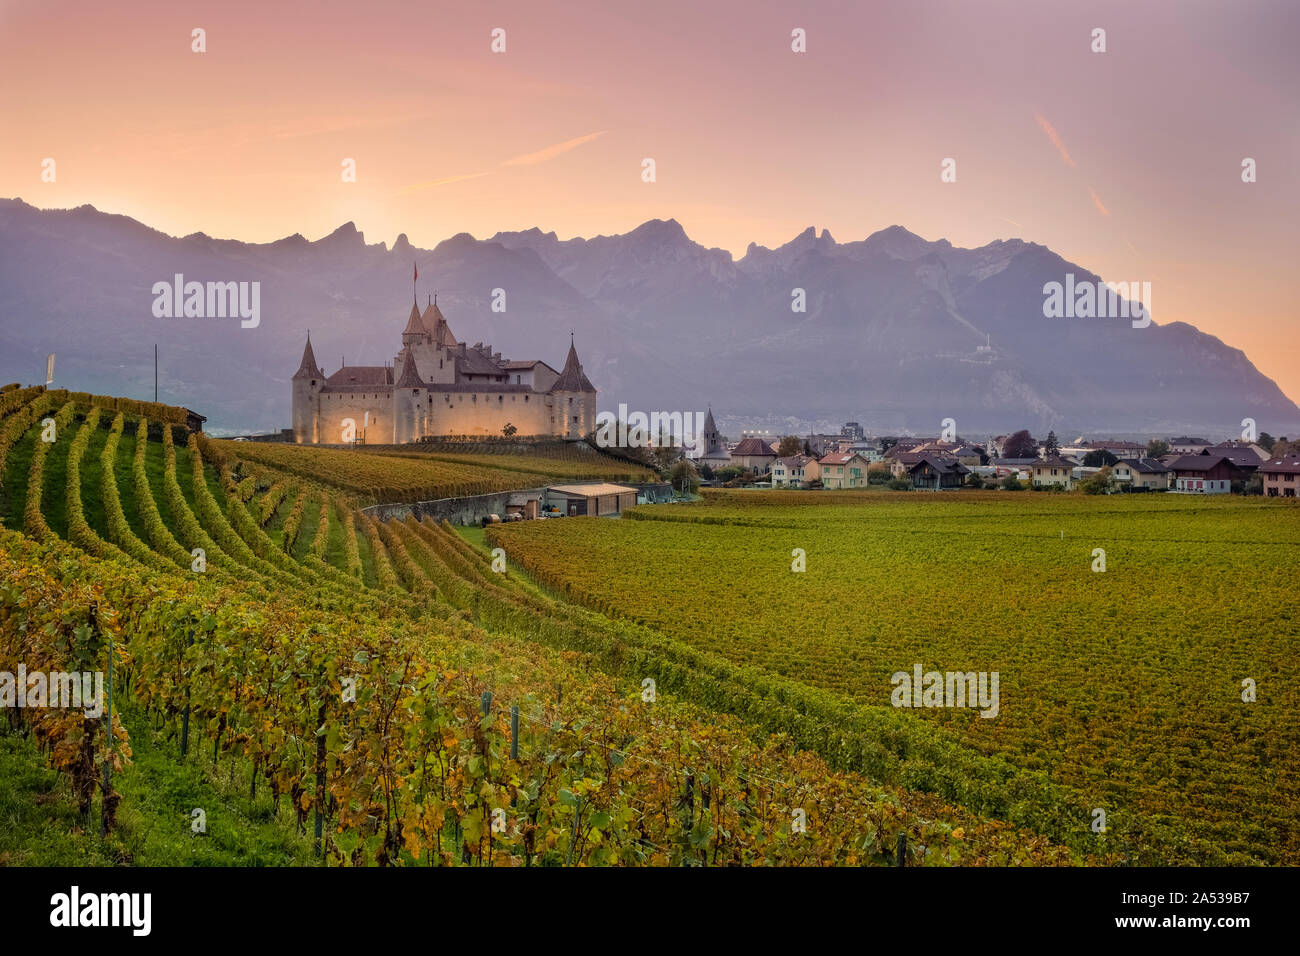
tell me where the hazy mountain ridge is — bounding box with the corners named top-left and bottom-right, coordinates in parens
top-left (1, 197), bottom-right (1295, 436)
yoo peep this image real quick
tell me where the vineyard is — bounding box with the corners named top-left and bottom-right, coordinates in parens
top-left (489, 489), bottom-right (1300, 865)
top-left (223, 439), bottom-right (652, 504)
top-left (0, 388), bottom-right (1083, 866)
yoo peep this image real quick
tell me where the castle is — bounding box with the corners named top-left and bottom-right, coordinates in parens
top-left (291, 294), bottom-right (596, 444)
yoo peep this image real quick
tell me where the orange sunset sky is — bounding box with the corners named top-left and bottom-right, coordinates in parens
top-left (2, 0), bottom-right (1297, 401)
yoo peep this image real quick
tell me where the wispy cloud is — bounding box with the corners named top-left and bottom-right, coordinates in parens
top-left (1089, 188), bottom-right (1110, 217)
top-left (500, 131), bottom-right (605, 167)
top-left (399, 172), bottom-right (491, 195)
top-left (398, 130), bottom-right (605, 195)
top-left (1034, 114), bottom-right (1076, 168)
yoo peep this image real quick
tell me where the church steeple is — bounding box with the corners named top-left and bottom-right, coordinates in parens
top-left (293, 332), bottom-right (322, 380)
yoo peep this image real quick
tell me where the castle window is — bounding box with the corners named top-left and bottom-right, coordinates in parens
top-left (524, 395), bottom-right (529, 402)
top-left (498, 395), bottom-right (503, 402)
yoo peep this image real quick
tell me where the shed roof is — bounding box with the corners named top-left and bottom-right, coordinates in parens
top-left (546, 483), bottom-right (639, 497)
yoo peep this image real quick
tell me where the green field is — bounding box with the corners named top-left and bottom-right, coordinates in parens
top-left (489, 489), bottom-right (1300, 864)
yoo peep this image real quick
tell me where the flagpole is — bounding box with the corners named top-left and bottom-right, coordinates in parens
top-left (154, 344), bottom-right (158, 402)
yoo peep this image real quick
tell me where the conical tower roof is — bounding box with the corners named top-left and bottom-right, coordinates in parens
top-left (293, 333), bottom-right (323, 380)
top-left (549, 335), bottom-right (596, 393)
top-left (422, 295), bottom-right (457, 347)
top-left (402, 299), bottom-right (426, 337)
top-left (395, 348), bottom-right (423, 388)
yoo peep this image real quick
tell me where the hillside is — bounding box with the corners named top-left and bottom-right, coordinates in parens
top-left (0, 385), bottom-right (1077, 866)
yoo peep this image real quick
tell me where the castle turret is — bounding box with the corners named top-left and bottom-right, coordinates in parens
top-left (393, 347), bottom-right (424, 444)
top-left (423, 294), bottom-right (457, 347)
top-left (291, 332), bottom-right (323, 443)
top-left (401, 296), bottom-right (429, 348)
top-left (548, 334), bottom-right (597, 439)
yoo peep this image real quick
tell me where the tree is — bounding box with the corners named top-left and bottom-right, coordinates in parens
top-left (653, 442), bottom-right (679, 471)
top-left (502, 422), bottom-right (517, 438)
top-left (802, 439), bottom-right (813, 456)
top-left (1258, 432), bottom-right (1275, 452)
top-left (867, 464), bottom-right (891, 485)
top-left (698, 463), bottom-right (714, 481)
top-left (1083, 449), bottom-right (1118, 467)
top-left (778, 435), bottom-right (803, 456)
top-left (1079, 466), bottom-right (1114, 495)
top-left (1000, 474), bottom-right (1024, 491)
top-left (1002, 430), bottom-right (1037, 459)
top-left (1146, 439), bottom-right (1170, 458)
top-left (966, 473), bottom-right (985, 489)
top-left (1043, 430), bottom-right (1060, 457)
top-left (879, 437), bottom-right (899, 453)
top-left (669, 459), bottom-right (700, 495)
top-left (886, 475), bottom-right (912, 491)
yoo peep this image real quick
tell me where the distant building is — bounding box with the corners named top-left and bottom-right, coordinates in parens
top-left (696, 408), bottom-right (732, 471)
top-left (1168, 436), bottom-right (1212, 455)
top-left (888, 450), bottom-right (934, 478)
top-left (1096, 440), bottom-right (1147, 459)
top-left (914, 440), bottom-right (984, 466)
top-left (850, 440), bottom-right (881, 462)
top-left (841, 422), bottom-right (865, 441)
top-left (1030, 457), bottom-right (1077, 490)
top-left (730, 436), bottom-right (778, 474)
top-left (1203, 442), bottom-right (1267, 469)
top-left (1112, 458), bottom-right (1171, 490)
top-left (908, 456), bottom-right (969, 490)
top-left (805, 434), bottom-right (849, 457)
top-left (1260, 455), bottom-right (1300, 497)
top-left (771, 455), bottom-right (819, 488)
top-left (818, 451), bottom-right (870, 489)
top-left (1168, 455), bottom-right (1246, 494)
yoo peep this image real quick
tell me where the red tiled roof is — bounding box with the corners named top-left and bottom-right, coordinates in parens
top-left (731, 437), bottom-right (776, 457)
top-left (819, 451), bottom-right (862, 466)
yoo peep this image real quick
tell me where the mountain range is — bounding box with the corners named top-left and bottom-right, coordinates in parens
top-left (1, 197), bottom-right (1296, 438)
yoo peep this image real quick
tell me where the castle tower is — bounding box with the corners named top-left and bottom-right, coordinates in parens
top-left (548, 334), bottom-right (597, 439)
top-left (401, 296), bottom-right (429, 349)
top-left (291, 332), bottom-right (323, 444)
top-left (393, 347), bottom-right (424, 444)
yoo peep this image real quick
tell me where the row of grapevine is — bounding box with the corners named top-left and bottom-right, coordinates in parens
top-left (0, 526), bottom-right (1068, 865)
top-left (279, 489), bottom-right (307, 554)
top-left (22, 401), bottom-right (77, 540)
